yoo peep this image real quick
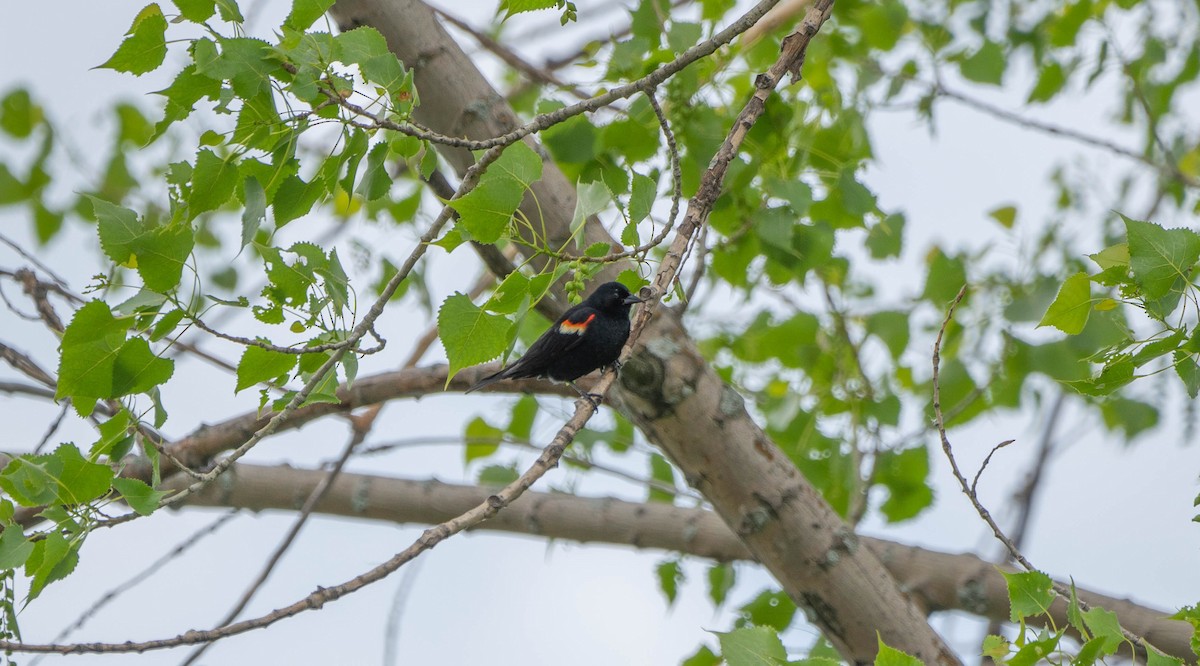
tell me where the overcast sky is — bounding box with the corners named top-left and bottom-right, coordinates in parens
top-left (0, 1), bottom-right (1197, 665)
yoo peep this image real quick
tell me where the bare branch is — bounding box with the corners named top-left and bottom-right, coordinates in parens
top-left (163, 464), bottom-right (1197, 663)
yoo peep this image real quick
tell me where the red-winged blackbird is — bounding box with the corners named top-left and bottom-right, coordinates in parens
top-left (466, 281), bottom-right (644, 401)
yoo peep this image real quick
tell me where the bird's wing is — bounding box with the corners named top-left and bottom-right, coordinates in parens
top-left (512, 305), bottom-right (598, 365)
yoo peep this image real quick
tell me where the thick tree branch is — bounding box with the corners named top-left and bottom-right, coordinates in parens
top-left (165, 463), bottom-right (1196, 662)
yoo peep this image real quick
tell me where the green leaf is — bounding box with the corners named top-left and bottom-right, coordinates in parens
top-left (56, 301), bottom-right (130, 416)
top-left (241, 176), bottom-right (266, 249)
top-left (336, 27), bottom-right (407, 92)
top-left (1080, 607), bottom-right (1124, 654)
top-left (648, 452), bottom-right (675, 503)
top-left (707, 562), bottom-right (735, 607)
top-left (570, 180), bottom-right (612, 241)
top-left (988, 205), bottom-right (1017, 228)
top-left (1175, 350), bottom-right (1200, 398)
top-left (0, 527), bottom-right (35, 570)
top-left (1089, 243), bottom-right (1130, 270)
top-left (112, 337), bottom-right (175, 396)
top-left (866, 311), bottom-right (909, 360)
top-left (189, 148), bottom-right (240, 218)
top-left (1028, 61), bottom-right (1067, 103)
top-left (0, 456), bottom-right (59, 507)
top-left (173, 0), bottom-right (216, 22)
top-left (921, 248), bottom-right (966, 304)
top-left (865, 213), bottom-right (904, 259)
top-left (448, 142), bottom-right (542, 244)
top-left (464, 416), bottom-right (504, 464)
top-left (438, 293), bottom-right (514, 380)
top-left (0, 89), bottom-right (43, 139)
top-left (26, 532), bottom-right (78, 601)
top-left (875, 638), bottom-right (923, 666)
top-left (1145, 645), bottom-right (1184, 666)
top-left (112, 477), bottom-right (167, 515)
top-left (49, 444), bottom-right (116, 504)
top-left (874, 446), bottom-right (932, 522)
top-left (506, 394), bottom-right (539, 439)
top-left (501, 0), bottom-right (561, 19)
top-left (98, 4), bottom-right (168, 75)
top-left (738, 590), bottom-right (796, 632)
top-left (215, 0), bottom-right (244, 21)
top-left (478, 464), bottom-right (519, 486)
top-left (91, 196), bottom-right (194, 292)
top-left (1124, 216), bottom-right (1200, 299)
top-left (715, 625), bottom-right (786, 666)
top-left (356, 142), bottom-right (392, 202)
top-left (235, 345), bottom-right (298, 392)
top-left (960, 41), bottom-right (1006, 85)
top-left (1001, 570), bottom-right (1055, 622)
top-left (284, 0), bottom-right (334, 30)
top-left (655, 559), bottom-right (683, 606)
top-left (151, 64), bottom-right (221, 140)
top-left (629, 171), bottom-right (656, 225)
top-left (196, 37), bottom-right (276, 98)
top-left (1038, 273), bottom-right (1092, 335)
top-left (273, 174), bottom-right (323, 225)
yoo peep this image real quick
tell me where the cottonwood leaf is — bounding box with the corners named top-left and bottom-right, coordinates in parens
top-left (438, 293), bottom-right (513, 381)
top-left (1038, 272), bottom-right (1091, 334)
top-left (98, 4), bottom-right (168, 75)
top-left (448, 142), bottom-right (542, 243)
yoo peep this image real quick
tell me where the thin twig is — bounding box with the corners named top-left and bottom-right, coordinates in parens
top-left (932, 285), bottom-right (1156, 655)
top-left (29, 510), bottom-right (239, 665)
top-left (178, 427), bottom-right (367, 666)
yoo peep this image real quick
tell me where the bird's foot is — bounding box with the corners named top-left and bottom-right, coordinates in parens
top-left (568, 382), bottom-right (603, 412)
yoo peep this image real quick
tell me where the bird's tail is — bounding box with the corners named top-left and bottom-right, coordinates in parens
top-left (464, 366), bottom-right (508, 393)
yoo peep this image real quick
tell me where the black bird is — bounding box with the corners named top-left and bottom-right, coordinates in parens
top-left (466, 281), bottom-right (644, 401)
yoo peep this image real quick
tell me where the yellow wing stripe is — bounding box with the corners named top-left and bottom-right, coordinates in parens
top-left (559, 313), bottom-right (596, 335)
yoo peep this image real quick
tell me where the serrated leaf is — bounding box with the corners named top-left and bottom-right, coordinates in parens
top-left (336, 27), bottom-right (407, 92)
top-left (111, 337), bottom-right (175, 396)
top-left (196, 37), bottom-right (276, 98)
top-left (91, 196), bottom-right (194, 292)
top-left (569, 180), bottom-right (612, 241)
top-left (49, 444), bottom-right (116, 504)
top-left (1038, 272), bottom-right (1091, 334)
top-left (1124, 216), bottom-right (1200, 299)
top-left (1001, 570), bottom-right (1055, 622)
top-left (356, 141), bottom-right (392, 201)
top-left (98, 4), bottom-right (168, 75)
top-left (56, 301), bottom-right (130, 416)
top-left (1081, 607), bottom-right (1124, 654)
top-left (629, 171), bottom-right (656, 225)
top-left (875, 638), bottom-right (923, 666)
top-left (112, 477), bottom-right (167, 515)
top-left (189, 148), bottom-right (239, 218)
top-left (448, 142), bottom-right (542, 244)
top-left (173, 0), bottom-right (216, 22)
top-left (438, 293), bottom-right (514, 380)
top-left (738, 590), bottom-right (796, 632)
top-left (0, 527), bottom-right (34, 570)
top-left (236, 345), bottom-right (298, 392)
top-left (715, 625), bottom-right (786, 666)
top-left (26, 532), bottom-right (78, 601)
top-left (284, 0), bottom-right (334, 30)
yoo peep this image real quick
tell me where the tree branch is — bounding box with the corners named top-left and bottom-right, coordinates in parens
top-left (164, 463), bottom-right (1196, 662)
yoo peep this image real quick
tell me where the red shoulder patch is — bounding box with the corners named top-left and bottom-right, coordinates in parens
top-left (559, 312), bottom-right (596, 335)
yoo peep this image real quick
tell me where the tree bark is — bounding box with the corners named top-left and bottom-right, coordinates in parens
top-left (167, 463), bottom-right (1196, 662)
top-left (327, 1), bottom-right (960, 662)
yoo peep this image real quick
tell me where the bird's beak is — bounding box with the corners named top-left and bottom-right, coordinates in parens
top-left (623, 293), bottom-right (644, 305)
